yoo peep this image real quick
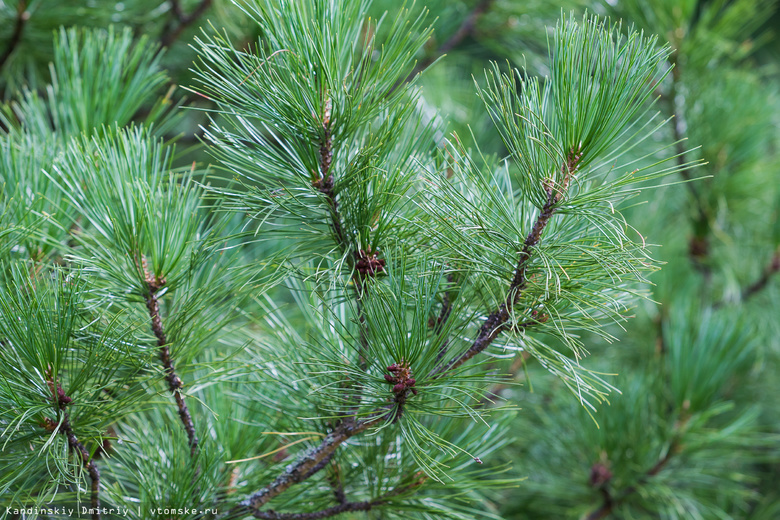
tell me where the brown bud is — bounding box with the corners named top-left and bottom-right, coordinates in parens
top-left (589, 462), bottom-right (612, 488)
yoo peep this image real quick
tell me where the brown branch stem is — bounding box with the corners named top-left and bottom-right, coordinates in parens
top-left (144, 283), bottom-right (199, 456)
top-left (430, 150), bottom-right (580, 379)
top-left (61, 414), bottom-right (101, 520)
top-left (246, 478), bottom-right (425, 520)
top-left (44, 380), bottom-right (101, 520)
top-left (240, 416), bottom-right (384, 513)
top-left (433, 273), bottom-right (455, 363)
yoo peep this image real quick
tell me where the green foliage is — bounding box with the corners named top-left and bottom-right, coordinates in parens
top-left (0, 265), bottom-right (150, 506)
top-left (0, 0), bottom-right (778, 519)
top-left (4, 26), bottom-right (172, 138)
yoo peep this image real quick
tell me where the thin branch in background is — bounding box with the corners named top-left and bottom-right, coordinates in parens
top-left (714, 246), bottom-right (780, 308)
top-left (327, 460), bottom-right (346, 505)
top-left (0, 0), bottom-right (29, 72)
top-left (405, 0), bottom-right (495, 83)
top-left (667, 57), bottom-right (711, 269)
top-left (433, 273), bottom-right (455, 363)
top-left (584, 431), bottom-right (682, 519)
top-left (141, 256), bottom-right (200, 456)
top-left (480, 352), bottom-right (530, 406)
top-left (431, 148), bottom-right (580, 379)
top-left (741, 247), bottom-right (780, 301)
top-left (161, 0), bottom-right (213, 47)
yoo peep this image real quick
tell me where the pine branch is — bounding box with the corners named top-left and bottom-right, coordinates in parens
top-left (431, 149), bottom-right (580, 378)
top-left (42, 374), bottom-right (101, 520)
top-left (433, 273), bottom-right (455, 363)
top-left (161, 0), bottom-right (213, 47)
top-left (312, 95), bottom-right (386, 368)
top-left (0, 0), bottom-right (28, 72)
top-left (61, 414), bottom-right (101, 520)
top-left (142, 259), bottom-right (199, 457)
top-left (239, 416), bottom-right (384, 513)
top-left (245, 478), bottom-right (425, 520)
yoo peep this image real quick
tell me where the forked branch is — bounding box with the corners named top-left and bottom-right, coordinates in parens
top-left (431, 149), bottom-right (581, 378)
top-left (247, 477), bottom-right (426, 520)
top-left (240, 416), bottom-right (384, 513)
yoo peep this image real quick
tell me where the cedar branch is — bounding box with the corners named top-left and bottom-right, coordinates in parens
top-left (245, 478), bottom-right (425, 519)
top-left (143, 266), bottom-right (199, 456)
top-left (430, 149), bottom-right (580, 378)
top-left (240, 416), bottom-right (384, 512)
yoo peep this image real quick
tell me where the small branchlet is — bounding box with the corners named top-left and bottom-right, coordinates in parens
top-left (138, 253), bottom-right (199, 456)
top-left (432, 147), bottom-right (582, 379)
top-left (39, 376), bottom-right (101, 520)
top-left (319, 96), bottom-right (333, 180)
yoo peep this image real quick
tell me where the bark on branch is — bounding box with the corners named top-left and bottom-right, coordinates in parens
top-left (430, 150), bottom-right (580, 378)
top-left (240, 416), bottom-right (384, 513)
top-left (62, 414), bottom-right (101, 520)
top-left (142, 263), bottom-right (199, 457)
top-left (246, 478), bottom-right (425, 520)
top-left (42, 377), bottom-right (101, 520)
